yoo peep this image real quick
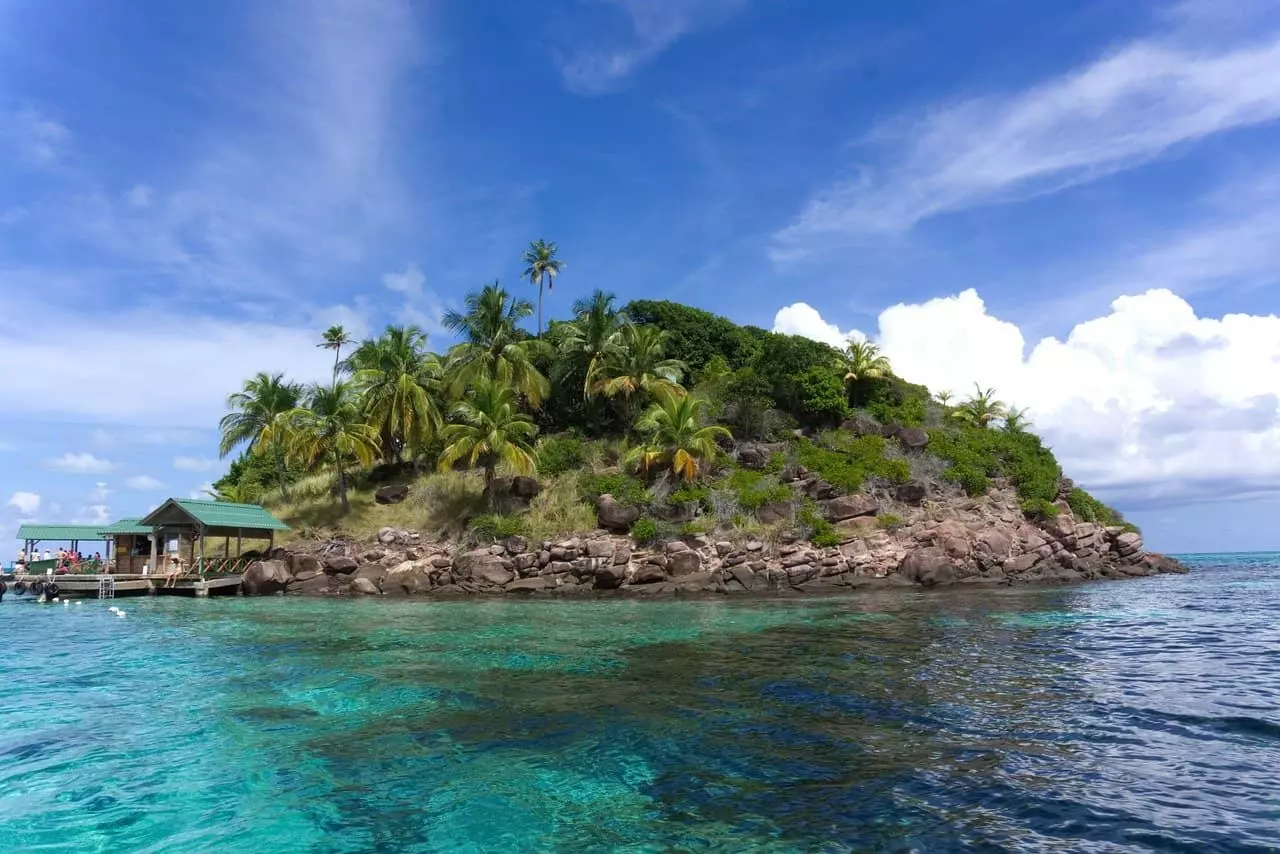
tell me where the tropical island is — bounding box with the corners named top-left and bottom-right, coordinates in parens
top-left (213, 240), bottom-right (1186, 597)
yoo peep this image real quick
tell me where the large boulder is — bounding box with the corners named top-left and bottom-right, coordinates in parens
top-left (382, 559), bottom-right (434, 596)
top-left (474, 563), bottom-right (515, 587)
top-left (1114, 531), bottom-right (1143, 557)
top-left (756, 501), bottom-right (793, 524)
top-left (290, 553), bottom-right (322, 581)
top-left (596, 494), bottom-right (641, 532)
top-left (324, 556), bottom-right (359, 576)
top-left (899, 548), bottom-right (959, 587)
top-left (374, 484), bottom-right (410, 505)
top-left (840, 414), bottom-right (883, 437)
top-left (628, 564), bottom-right (666, 585)
top-left (454, 548), bottom-right (509, 582)
top-left (351, 577), bottom-right (381, 595)
top-left (377, 526), bottom-right (399, 545)
top-left (594, 563), bottom-right (628, 589)
top-left (822, 494), bottom-right (878, 521)
top-left (667, 550), bottom-right (703, 577)
top-left (896, 427), bottom-right (929, 450)
top-left (894, 481), bottom-right (928, 505)
top-left (241, 559), bottom-right (292, 595)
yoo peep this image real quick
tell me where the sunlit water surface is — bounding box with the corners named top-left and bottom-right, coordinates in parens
top-left (1, 553), bottom-right (1277, 852)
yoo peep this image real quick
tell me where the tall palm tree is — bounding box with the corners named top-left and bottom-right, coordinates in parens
top-left (1002, 406), bottom-right (1032, 434)
top-left (218, 372), bottom-right (302, 499)
top-left (521, 239), bottom-right (562, 338)
top-left (836, 340), bottom-right (893, 405)
top-left (347, 325), bottom-right (442, 464)
top-left (282, 383), bottom-right (380, 513)
top-left (588, 324), bottom-right (686, 410)
top-left (935, 389), bottom-right (954, 406)
top-left (442, 283), bottom-right (550, 404)
top-left (438, 379), bottom-right (538, 509)
top-left (952, 384), bottom-right (1007, 429)
top-left (555, 289), bottom-right (626, 396)
top-left (626, 392), bottom-right (731, 483)
top-left (318, 324), bottom-right (353, 389)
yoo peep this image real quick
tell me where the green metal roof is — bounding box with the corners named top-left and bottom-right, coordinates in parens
top-left (99, 518), bottom-right (152, 535)
top-left (140, 498), bottom-right (290, 532)
top-left (16, 524), bottom-right (113, 543)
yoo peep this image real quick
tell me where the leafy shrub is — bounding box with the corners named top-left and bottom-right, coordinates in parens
top-left (470, 513), bottom-right (525, 541)
top-left (928, 424), bottom-right (1062, 502)
top-left (630, 517), bottom-right (660, 545)
top-left (796, 434), bottom-right (910, 493)
top-left (523, 477), bottom-right (596, 541)
top-left (680, 518), bottom-right (713, 536)
top-left (794, 366), bottom-right (850, 425)
top-left (864, 376), bottom-right (932, 427)
top-left (764, 452), bottom-right (786, 474)
top-left (668, 484), bottom-right (710, 507)
top-left (721, 468), bottom-right (793, 511)
top-left (946, 464), bottom-right (989, 497)
top-left (536, 436), bottom-right (586, 477)
top-left (580, 473), bottom-right (650, 507)
top-left (877, 513), bottom-right (904, 531)
top-left (1020, 498), bottom-right (1059, 520)
top-left (1066, 487), bottom-right (1132, 529)
top-left (797, 501), bottom-right (840, 548)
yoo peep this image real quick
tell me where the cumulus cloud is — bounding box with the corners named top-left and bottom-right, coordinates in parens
top-left (46, 452), bottom-right (114, 474)
top-left (7, 491), bottom-right (41, 516)
top-left (73, 504), bottom-right (112, 526)
top-left (781, 289), bottom-right (1280, 509)
top-left (173, 456), bottom-right (220, 473)
top-left (772, 303), bottom-right (865, 348)
top-left (124, 475), bottom-right (165, 491)
top-left (771, 10), bottom-right (1280, 258)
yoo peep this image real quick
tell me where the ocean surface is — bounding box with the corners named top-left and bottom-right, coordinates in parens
top-left (0, 554), bottom-right (1277, 852)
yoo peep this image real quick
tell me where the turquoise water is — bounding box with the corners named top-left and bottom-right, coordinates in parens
top-left (1, 554), bottom-right (1278, 851)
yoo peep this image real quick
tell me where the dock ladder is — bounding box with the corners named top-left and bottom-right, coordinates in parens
top-left (98, 576), bottom-right (116, 600)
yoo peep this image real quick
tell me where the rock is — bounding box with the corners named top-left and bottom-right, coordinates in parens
top-left (895, 481), bottom-right (928, 505)
top-left (665, 541), bottom-right (689, 554)
top-left (1003, 553), bottom-right (1040, 574)
top-left (896, 427), bottom-right (929, 450)
top-left (782, 550), bottom-right (813, 568)
top-left (714, 541), bottom-right (734, 557)
top-left (840, 413), bottom-right (883, 437)
top-left (756, 502), bottom-right (792, 524)
top-left (612, 541), bottom-right (632, 566)
top-left (933, 520), bottom-right (971, 559)
top-left (1114, 531), bottom-right (1143, 556)
top-left (347, 577), bottom-right (379, 595)
top-left (377, 526), bottom-right (398, 545)
top-left (511, 476), bottom-right (541, 499)
top-left (596, 494), bottom-right (641, 532)
top-left (474, 563), bottom-right (515, 587)
top-left (290, 554), bottom-right (322, 581)
top-left (822, 494), bottom-right (878, 521)
top-left (506, 577), bottom-right (550, 593)
top-left (502, 535), bottom-right (527, 555)
top-left (899, 548), bottom-right (958, 587)
top-left (383, 559), bottom-right (434, 596)
top-left (594, 563), bottom-right (628, 589)
top-left (374, 484), bottom-right (410, 505)
top-left (721, 551), bottom-right (746, 568)
top-left (586, 539), bottom-right (614, 558)
top-left (290, 574), bottom-right (333, 595)
top-left (454, 548), bottom-right (507, 581)
top-left (728, 566), bottom-right (756, 591)
top-left (629, 564), bottom-right (666, 584)
top-left (324, 556), bottom-right (359, 575)
top-left (241, 559), bottom-right (292, 595)
top-left (1141, 553), bottom-right (1189, 575)
top-left (361, 548), bottom-right (386, 563)
top-left (513, 553), bottom-right (538, 573)
top-left (430, 555), bottom-right (452, 569)
top-left (745, 540), bottom-right (764, 552)
top-left (668, 550), bottom-right (702, 577)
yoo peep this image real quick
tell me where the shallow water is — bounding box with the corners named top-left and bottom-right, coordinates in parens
top-left (1, 554), bottom-right (1277, 852)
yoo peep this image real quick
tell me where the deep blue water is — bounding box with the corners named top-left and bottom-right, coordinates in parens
top-left (1, 554), bottom-right (1277, 852)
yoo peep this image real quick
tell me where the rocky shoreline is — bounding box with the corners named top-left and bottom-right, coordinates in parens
top-left (240, 481), bottom-right (1187, 599)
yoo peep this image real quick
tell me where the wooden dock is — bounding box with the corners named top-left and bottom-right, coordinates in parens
top-left (6, 573), bottom-right (243, 599)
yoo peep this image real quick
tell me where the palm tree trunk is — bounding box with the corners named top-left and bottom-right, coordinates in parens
top-left (275, 440), bottom-right (290, 501)
top-left (484, 459), bottom-right (497, 511)
top-left (537, 278), bottom-right (544, 338)
top-left (338, 463), bottom-right (350, 513)
top-left (331, 348), bottom-right (340, 389)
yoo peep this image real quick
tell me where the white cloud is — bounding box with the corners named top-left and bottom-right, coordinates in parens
top-left (138, 428), bottom-right (208, 446)
top-left (383, 263), bottom-right (425, 297)
top-left (124, 475), bottom-right (165, 491)
top-left (173, 456), bottom-right (220, 473)
top-left (772, 15), bottom-right (1280, 258)
top-left (558, 0), bottom-right (746, 94)
top-left (7, 491), bottom-right (41, 516)
top-left (45, 452), bottom-right (114, 474)
top-left (772, 303), bottom-right (865, 348)
top-left (89, 482), bottom-right (112, 503)
top-left (783, 289), bottom-right (1280, 509)
top-left (90, 428), bottom-right (115, 449)
top-left (6, 107), bottom-right (70, 166)
top-left (189, 482), bottom-right (216, 500)
top-left (124, 184), bottom-right (153, 208)
top-left (73, 504), bottom-right (112, 526)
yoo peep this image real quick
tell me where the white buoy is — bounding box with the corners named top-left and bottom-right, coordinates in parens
top-left (76, 601), bottom-right (82, 606)
top-left (117, 612), bottom-right (126, 618)
top-left (63, 601), bottom-right (69, 607)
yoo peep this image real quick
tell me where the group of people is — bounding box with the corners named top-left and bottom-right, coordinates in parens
top-left (13, 548), bottom-right (105, 574)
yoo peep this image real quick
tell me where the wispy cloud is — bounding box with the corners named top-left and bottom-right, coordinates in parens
top-left (124, 475), bottom-right (164, 491)
top-left (4, 107), bottom-right (70, 166)
top-left (6, 491), bottom-right (40, 516)
top-left (173, 456), bottom-right (220, 473)
top-left (46, 452), bottom-right (114, 474)
top-left (772, 14), bottom-right (1280, 260)
top-left (558, 0), bottom-right (746, 95)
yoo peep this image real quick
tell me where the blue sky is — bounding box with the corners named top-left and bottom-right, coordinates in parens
top-left (4, 0), bottom-right (1280, 553)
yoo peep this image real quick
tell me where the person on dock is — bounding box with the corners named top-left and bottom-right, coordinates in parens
top-left (164, 554), bottom-right (183, 588)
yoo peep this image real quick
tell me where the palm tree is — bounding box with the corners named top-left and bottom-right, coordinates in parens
top-left (218, 372), bottom-right (302, 499)
top-left (555, 289), bottom-right (626, 396)
top-left (625, 392), bottom-right (731, 483)
top-left (438, 379), bottom-right (538, 509)
top-left (952, 384), bottom-right (1007, 429)
top-left (1002, 406), bottom-right (1032, 434)
top-left (588, 324), bottom-right (686, 409)
top-left (836, 340), bottom-right (892, 405)
top-left (347, 325), bottom-right (443, 464)
top-left (282, 383), bottom-right (381, 513)
top-left (521, 238), bottom-right (563, 338)
top-left (935, 389), bottom-right (954, 406)
top-left (203, 482), bottom-right (260, 504)
top-left (318, 324), bottom-right (353, 388)
top-left (442, 283), bottom-right (550, 404)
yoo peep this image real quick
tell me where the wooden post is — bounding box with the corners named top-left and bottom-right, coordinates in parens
top-left (198, 526), bottom-right (206, 575)
top-left (237, 529), bottom-right (243, 557)
top-left (224, 535), bottom-right (230, 559)
top-left (269, 529), bottom-right (275, 552)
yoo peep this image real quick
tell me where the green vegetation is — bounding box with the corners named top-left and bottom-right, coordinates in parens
top-left (1019, 498), bottom-right (1060, 520)
top-left (630, 517), bottom-right (660, 545)
top-left (213, 238), bottom-right (1131, 545)
top-left (877, 513), bottom-right (904, 531)
top-left (1067, 487), bottom-right (1138, 532)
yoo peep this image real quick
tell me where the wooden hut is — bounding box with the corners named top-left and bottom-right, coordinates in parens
top-left (136, 498), bottom-right (290, 576)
